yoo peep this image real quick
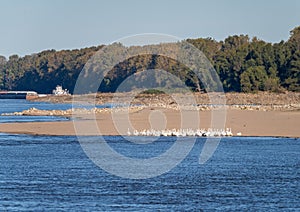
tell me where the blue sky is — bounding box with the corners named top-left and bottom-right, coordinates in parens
top-left (1, 0), bottom-right (300, 58)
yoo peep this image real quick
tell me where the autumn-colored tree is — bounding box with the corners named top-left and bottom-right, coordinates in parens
top-left (0, 26), bottom-right (299, 93)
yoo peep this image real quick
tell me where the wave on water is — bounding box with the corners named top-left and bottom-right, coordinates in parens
top-left (0, 135), bottom-right (299, 211)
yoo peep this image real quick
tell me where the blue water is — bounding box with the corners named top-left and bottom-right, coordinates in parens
top-left (0, 135), bottom-right (299, 211)
top-left (0, 99), bottom-right (73, 113)
top-left (0, 99), bottom-right (127, 123)
top-left (0, 99), bottom-right (71, 123)
top-left (0, 100), bottom-right (299, 210)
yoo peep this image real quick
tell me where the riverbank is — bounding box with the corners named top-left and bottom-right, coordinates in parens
top-left (0, 92), bottom-right (299, 137)
top-left (0, 107), bottom-right (299, 137)
top-left (33, 92), bottom-right (300, 109)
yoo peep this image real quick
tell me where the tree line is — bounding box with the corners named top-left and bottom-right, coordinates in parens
top-left (0, 26), bottom-right (299, 93)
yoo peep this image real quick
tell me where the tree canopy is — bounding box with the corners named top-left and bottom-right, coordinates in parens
top-left (0, 26), bottom-right (299, 93)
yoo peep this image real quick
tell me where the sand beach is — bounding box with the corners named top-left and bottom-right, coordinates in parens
top-left (0, 106), bottom-right (299, 137)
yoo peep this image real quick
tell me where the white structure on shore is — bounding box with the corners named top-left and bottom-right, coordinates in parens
top-left (127, 128), bottom-right (234, 137)
top-left (52, 85), bottom-right (70, 96)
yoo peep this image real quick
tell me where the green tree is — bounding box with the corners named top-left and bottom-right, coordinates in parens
top-left (288, 26), bottom-right (300, 52)
top-left (284, 51), bottom-right (300, 91)
top-left (0, 56), bottom-right (6, 89)
top-left (0, 26), bottom-right (299, 93)
top-left (240, 66), bottom-right (268, 92)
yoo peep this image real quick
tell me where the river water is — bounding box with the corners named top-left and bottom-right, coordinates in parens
top-left (0, 99), bottom-right (70, 123)
top-left (0, 100), bottom-right (299, 211)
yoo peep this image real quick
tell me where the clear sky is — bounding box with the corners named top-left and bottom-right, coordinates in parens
top-left (1, 0), bottom-right (300, 58)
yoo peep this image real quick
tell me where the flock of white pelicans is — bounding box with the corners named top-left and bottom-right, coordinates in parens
top-left (127, 128), bottom-right (238, 137)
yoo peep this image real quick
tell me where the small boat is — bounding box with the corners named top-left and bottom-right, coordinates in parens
top-left (52, 85), bottom-right (70, 96)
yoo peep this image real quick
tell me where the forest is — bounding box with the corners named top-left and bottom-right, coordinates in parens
top-left (0, 26), bottom-right (299, 94)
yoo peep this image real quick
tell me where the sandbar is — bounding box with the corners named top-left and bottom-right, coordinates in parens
top-left (0, 108), bottom-right (299, 138)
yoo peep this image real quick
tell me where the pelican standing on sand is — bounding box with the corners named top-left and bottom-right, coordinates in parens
top-left (126, 128), bottom-right (236, 137)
